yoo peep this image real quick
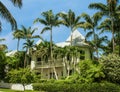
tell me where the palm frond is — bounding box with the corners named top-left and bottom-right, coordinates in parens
top-left (10, 0), bottom-right (22, 8)
top-left (0, 1), bottom-right (17, 30)
top-left (89, 3), bottom-right (108, 12)
top-left (41, 27), bottom-right (51, 34)
top-left (81, 13), bottom-right (92, 24)
top-left (93, 12), bottom-right (103, 25)
top-left (86, 31), bottom-right (93, 39)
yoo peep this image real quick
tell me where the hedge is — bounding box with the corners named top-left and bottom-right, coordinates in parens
top-left (33, 81), bottom-right (120, 92)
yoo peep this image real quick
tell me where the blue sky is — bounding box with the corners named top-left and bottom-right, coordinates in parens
top-left (0, 0), bottom-right (106, 50)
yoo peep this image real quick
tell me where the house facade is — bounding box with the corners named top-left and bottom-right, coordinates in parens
top-left (31, 30), bottom-right (92, 79)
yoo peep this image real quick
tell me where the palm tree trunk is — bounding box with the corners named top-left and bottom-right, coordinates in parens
top-left (24, 53), bottom-right (26, 68)
top-left (50, 26), bottom-right (58, 80)
top-left (97, 48), bottom-right (99, 59)
top-left (17, 38), bottom-right (20, 51)
top-left (111, 16), bottom-right (115, 53)
top-left (70, 27), bottom-right (73, 46)
top-left (50, 27), bottom-right (53, 60)
top-left (93, 29), bottom-right (98, 59)
top-left (53, 63), bottom-right (58, 80)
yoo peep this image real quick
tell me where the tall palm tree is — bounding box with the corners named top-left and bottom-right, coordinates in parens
top-left (80, 12), bottom-right (102, 57)
top-left (21, 25), bottom-right (42, 68)
top-left (13, 29), bottom-right (24, 51)
top-left (88, 34), bottom-right (108, 58)
top-left (98, 16), bottom-right (120, 56)
top-left (89, 0), bottom-right (120, 52)
top-left (23, 39), bottom-right (35, 67)
top-left (34, 10), bottom-right (61, 80)
top-left (34, 10), bottom-right (61, 60)
top-left (0, 0), bottom-right (22, 31)
top-left (58, 9), bottom-right (82, 46)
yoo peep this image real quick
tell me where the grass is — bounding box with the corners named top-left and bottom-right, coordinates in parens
top-left (0, 88), bottom-right (40, 92)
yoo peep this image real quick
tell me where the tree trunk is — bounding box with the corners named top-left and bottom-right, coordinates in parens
top-left (67, 66), bottom-right (70, 77)
top-left (17, 38), bottom-right (20, 51)
top-left (52, 58), bottom-right (58, 80)
top-left (70, 27), bottom-right (73, 46)
top-left (111, 17), bottom-right (115, 53)
top-left (50, 27), bottom-right (53, 60)
top-left (97, 48), bottom-right (99, 59)
top-left (22, 84), bottom-right (25, 91)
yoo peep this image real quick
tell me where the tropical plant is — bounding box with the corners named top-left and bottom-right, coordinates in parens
top-left (99, 54), bottom-right (120, 84)
top-left (89, 0), bottom-right (120, 52)
top-left (86, 34), bottom-right (108, 58)
top-left (34, 10), bottom-right (61, 80)
top-left (98, 17), bottom-right (120, 56)
top-left (6, 68), bottom-right (36, 91)
top-left (0, 0), bottom-right (22, 31)
top-left (21, 25), bottom-right (41, 40)
top-left (6, 51), bottom-right (25, 70)
top-left (80, 12), bottom-right (102, 58)
top-left (58, 9), bottom-right (82, 46)
top-left (79, 60), bottom-right (105, 83)
top-left (23, 39), bottom-right (35, 67)
top-left (20, 25), bottom-right (42, 68)
top-left (0, 50), bottom-right (6, 81)
top-left (13, 29), bottom-right (24, 51)
top-left (0, 38), bottom-right (7, 51)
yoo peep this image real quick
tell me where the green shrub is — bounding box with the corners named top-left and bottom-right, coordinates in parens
top-left (99, 54), bottom-right (120, 84)
top-left (33, 81), bottom-right (120, 92)
top-left (78, 60), bottom-right (105, 83)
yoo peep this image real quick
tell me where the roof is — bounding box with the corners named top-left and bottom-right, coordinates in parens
top-left (56, 30), bottom-right (88, 47)
top-left (35, 29), bottom-right (89, 47)
top-left (6, 50), bottom-right (17, 56)
top-left (66, 29), bottom-right (85, 42)
top-left (36, 39), bottom-right (42, 45)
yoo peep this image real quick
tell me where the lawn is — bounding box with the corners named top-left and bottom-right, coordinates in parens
top-left (0, 88), bottom-right (40, 92)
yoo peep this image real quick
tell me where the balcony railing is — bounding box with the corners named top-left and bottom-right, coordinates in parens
top-left (35, 59), bottom-right (63, 68)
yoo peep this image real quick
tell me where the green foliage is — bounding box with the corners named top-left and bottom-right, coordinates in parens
top-left (33, 80), bottom-right (120, 92)
top-left (79, 60), bottom-right (105, 83)
top-left (6, 68), bottom-right (36, 85)
top-left (99, 54), bottom-right (120, 84)
top-left (6, 51), bottom-right (25, 70)
top-left (0, 51), bottom-right (6, 80)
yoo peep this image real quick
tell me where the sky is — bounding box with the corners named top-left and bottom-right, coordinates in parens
top-left (0, 0), bottom-right (106, 51)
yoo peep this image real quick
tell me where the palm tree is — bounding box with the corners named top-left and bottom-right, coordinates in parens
top-left (0, 0), bottom-right (22, 31)
top-left (0, 38), bottom-right (7, 51)
top-left (21, 25), bottom-right (42, 67)
top-left (35, 41), bottom-right (51, 65)
top-left (58, 9), bottom-right (82, 46)
top-left (34, 10), bottom-right (60, 60)
top-left (34, 10), bottom-right (61, 80)
top-left (35, 41), bottom-right (59, 79)
top-left (98, 16), bottom-right (120, 56)
top-left (23, 39), bottom-right (35, 67)
top-left (89, 0), bottom-right (120, 52)
top-left (80, 12), bottom-right (102, 57)
top-left (88, 34), bottom-right (108, 58)
top-left (21, 25), bottom-right (41, 40)
top-left (13, 29), bottom-right (24, 51)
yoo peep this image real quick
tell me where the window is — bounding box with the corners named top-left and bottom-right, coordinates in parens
top-left (37, 57), bottom-right (41, 65)
top-left (37, 57), bottom-right (41, 61)
top-left (80, 50), bottom-right (85, 60)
